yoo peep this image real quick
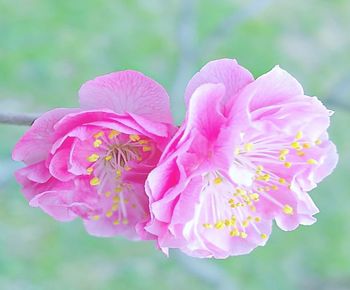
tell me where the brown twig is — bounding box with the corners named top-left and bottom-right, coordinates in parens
top-left (0, 112), bottom-right (38, 126)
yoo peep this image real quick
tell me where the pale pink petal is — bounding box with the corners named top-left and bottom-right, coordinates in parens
top-left (238, 66), bottom-right (304, 112)
top-left (185, 58), bottom-right (254, 111)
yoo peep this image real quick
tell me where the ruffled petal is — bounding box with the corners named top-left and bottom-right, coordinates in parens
top-left (185, 58), bottom-right (254, 113)
top-left (79, 70), bottom-right (173, 124)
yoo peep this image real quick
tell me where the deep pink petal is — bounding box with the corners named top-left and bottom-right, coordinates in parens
top-left (79, 70), bottom-right (172, 124)
top-left (12, 108), bottom-right (79, 164)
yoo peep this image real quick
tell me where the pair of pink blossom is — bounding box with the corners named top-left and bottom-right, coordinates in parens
top-left (13, 59), bottom-right (338, 258)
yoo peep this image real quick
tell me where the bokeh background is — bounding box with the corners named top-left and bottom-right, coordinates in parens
top-left (1, 0), bottom-right (350, 289)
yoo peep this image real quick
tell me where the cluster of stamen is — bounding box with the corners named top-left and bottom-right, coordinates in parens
top-left (202, 130), bottom-right (322, 240)
top-left (85, 129), bottom-right (153, 225)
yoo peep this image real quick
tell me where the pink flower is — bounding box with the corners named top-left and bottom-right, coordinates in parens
top-left (145, 59), bottom-right (338, 258)
top-left (13, 70), bottom-right (175, 240)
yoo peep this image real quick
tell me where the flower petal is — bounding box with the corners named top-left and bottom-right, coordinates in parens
top-left (12, 108), bottom-right (79, 164)
top-left (185, 58), bottom-right (254, 112)
top-left (79, 70), bottom-right (173, 124)
top-left (184, 83), bottom-right (226, 143)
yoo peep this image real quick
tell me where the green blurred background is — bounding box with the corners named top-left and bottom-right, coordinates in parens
top-left (1, 0), bottom-right (350, 289)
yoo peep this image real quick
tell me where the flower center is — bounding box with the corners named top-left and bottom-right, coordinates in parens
top-left (85, 130), bottom-right (154, 224)
top-left (199, 130), bottom-right (322, 240)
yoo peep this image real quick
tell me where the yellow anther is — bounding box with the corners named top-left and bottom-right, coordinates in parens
top-left (297, 151), bottom-right (305, 157)
top-left (105, 191), bottom-right (111, 198)
top-left (262, 174), bottom-right (270, 181)
top-left (295, 131), bottom-right (303, 140)
top-left (283, 204), bottom-right (294, 215)
top-left (279, 155), bottom-right (286, 161)
top-left (90, 177), bottom-right (101, 186)
top-left (203, 223), bottom-right (212, 229)
top-left (242, 220), bottom-right (249, 227)
top-left (261, 233), bottom-right (268, 239)
top-left (113, 219), bottom-right (120, 225)
top-left (284, 162), bottom-right (292, 168)
top-left (129, 134), bottom-right (140, 142)
top-left (256, 165), bottom-right (264, 171)
top-left (278, 178), bottom-right (286, 184)
top-left (291, 141), bottom-right (302, 150)
top-left (240, 232), bottom-right (248, 239)
top-left (307, 158), bottom-right (318, 165)
top-left (113, 196), bottom-right (120, 203)
top-left (93, 139), bottom-right (102, 148)
top-left (86, 167), bottom-right (94, 175)
top-left (115, 187), bottom-right (122, 193)
top-left (214, 177), bottom-right (223, 184)
top-left (228, 198), bottom-right (235, 204)
top-left (303, 143), bottom-right (311, 149)
top-left (93, 131), bottom-right (104, 139)
top-left (142, 146), bottom-right (152, 152)
top-left (242, 195), bottom-right (250, 202)
top-left (234, 148), bottom-right (241, 155)
top-left (108, 130), bottom-right (120, 139)
top-left (257, 187), bottom-right (265, 192)
top-left (247, 216), bottom-right (253, 221)
top-left (250, 205), bottom-right (256, 212)
top-left (230, 228), bottom-right (239, 237)
top-left (105, 211), bottom-right (113, 218)
top-left (91, 215), bottom-right (100, 221)
top-left (224, 219), bottom-right (231, 226)
top-left (254, 217), bottom-right (261, 222)
top-left (236, 188), bottom-right (246, 195)
top-left (315, 139), bottom-right (322, 145)
top-left (280, 149), bottom-right (290, 155)
top-left (122, 219), bottom-right (129, 225)
top-left (105, 155), bottom-right (112, 161)
top-left (244, 143), bottom-right (254, 152)
top-left (271, 185), bottom-right (279, 190)
top-left (111, 204), bottom-right (119, 211)
top-left (250, 193), bottom-right (260, 201)
top-left (87, 153), bottom-right (99, 162)
top-left (215, 221), bottom-right (225, 229)
top-left (139, 139), bottom-right (148, 145)
top-left (116, 169), bottom-right (122, 177)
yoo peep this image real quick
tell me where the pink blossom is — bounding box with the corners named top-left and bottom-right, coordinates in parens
top-left (145, 59), bottom-right (338, 258)
top-left (13, 70), bottom-right (175, 240)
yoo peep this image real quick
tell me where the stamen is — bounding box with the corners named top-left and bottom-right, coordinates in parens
top-left (129, 134), bottom-right (140, 142)
top-left (91, 215), bottom-right (100, 221)
top-left (142, 146), bottom-right (152, 152)
top-left (93, 139), bottom-right (102, 148)
top-left (295, 131), bottom-right (303, 140)
top-left (261, 233), bottom-right (268, 239)
top-left (214, 177), bottom-right (223, 184)
top-left (87, 153), bottom-right (99, 162)
top-left (93, 131), bottom-right (104, 139)
top-left (244, 143), bottom-right (254, 152)
top-left (90, 177), bottom-right (101, 186)
top-left (109, 130), bottom-right (120, 139)
top-left (307, 159), bottom-right (318, 165)
top-left (284, 162), bottom-right (292, 168)
top-left (283, 204), bottom-right (294, 215)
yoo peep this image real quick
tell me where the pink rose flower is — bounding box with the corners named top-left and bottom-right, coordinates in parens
top-left (144, 59), bottom-right (338, 258)
top-left (13, 70), bottom-right (176, 240)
